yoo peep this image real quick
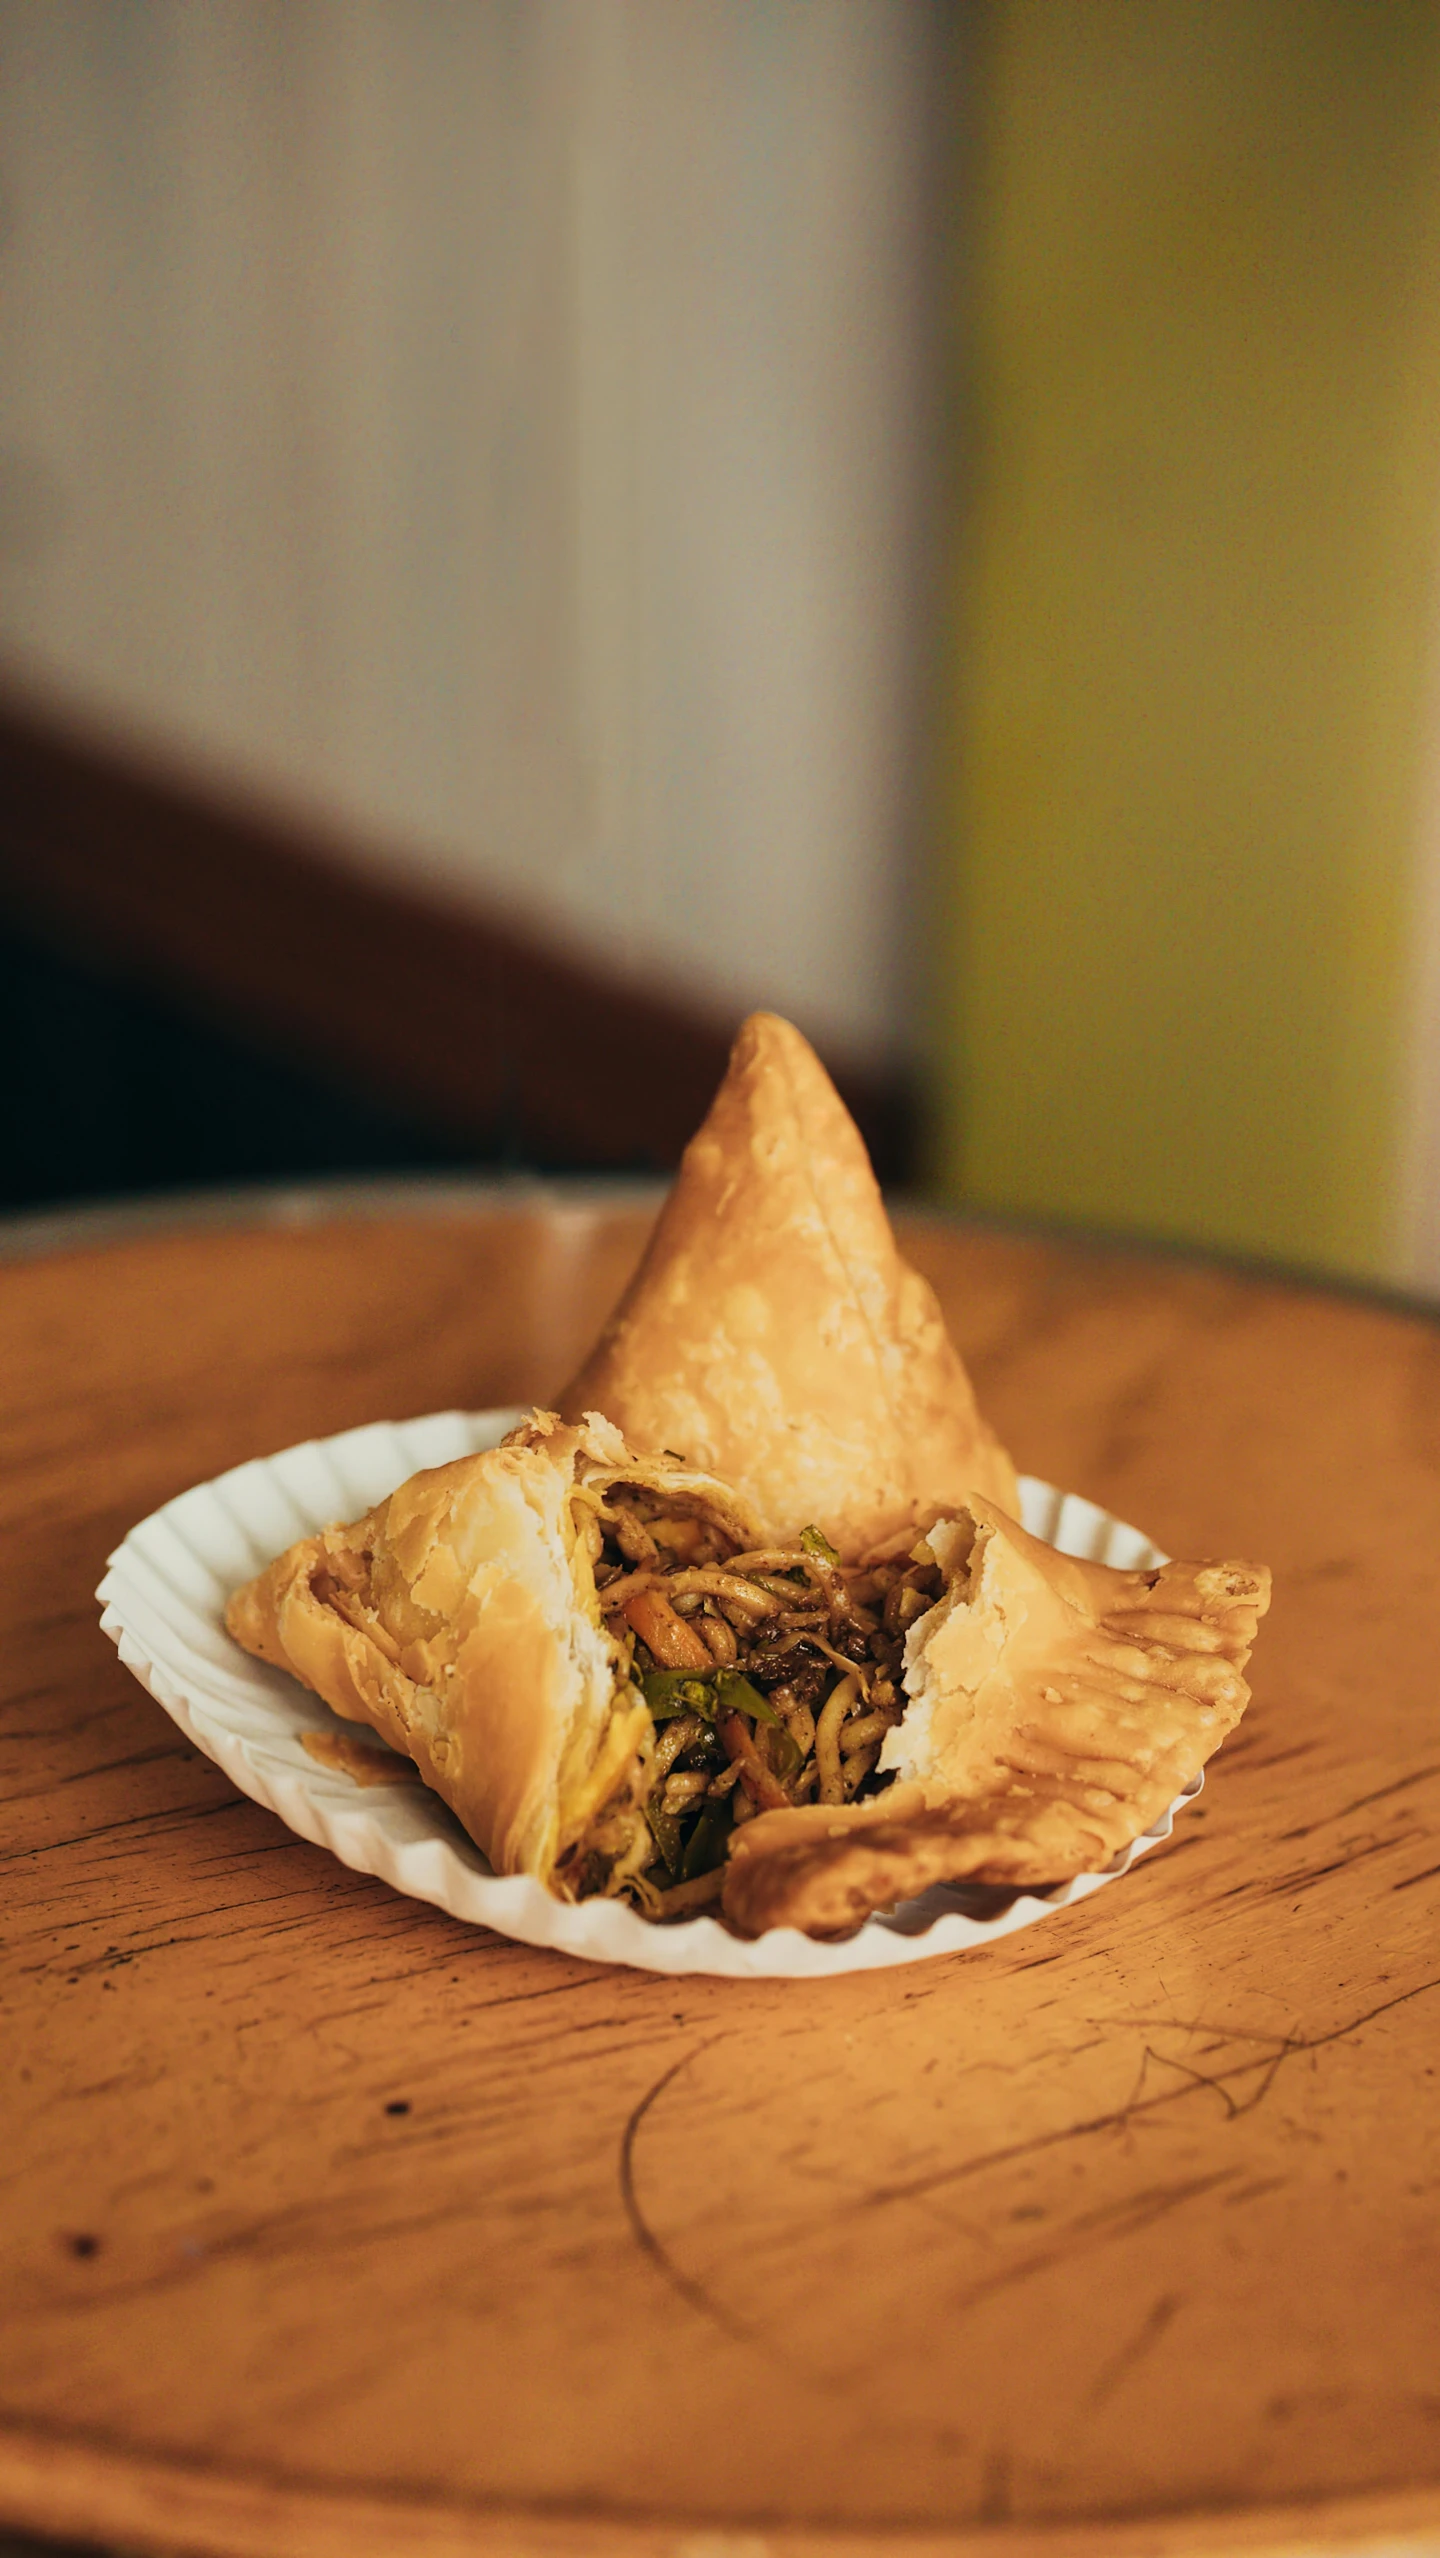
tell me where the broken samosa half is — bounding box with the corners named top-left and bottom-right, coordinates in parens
top-left (556, 1010), bottom-right (1017, 1559)
top-left (225, 1411), bottom-right (770, 1907)
top-left (721, 1499), bottom-right (1271, 1937)
top-left (228, 1416), bottom-right (1268, 1939)
top-left (226, 1408), bottom-right (985, 1919)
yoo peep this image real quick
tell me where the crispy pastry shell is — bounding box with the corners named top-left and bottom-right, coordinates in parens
top-left (225, 1411), bottom-right (767, 1887)
top-left (556, 1012), bottom-right (1018, 1560)
top-left (722, 1500), bottom-right (1270, 1937)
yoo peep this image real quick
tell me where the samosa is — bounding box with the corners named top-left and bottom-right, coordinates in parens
top-left (226, 1425), bottom-right (1270, 1934)
top-left (223, 1014), bottom-right (1269, 1940)
top-left (557, 1012), bottom-right (1018, 1558)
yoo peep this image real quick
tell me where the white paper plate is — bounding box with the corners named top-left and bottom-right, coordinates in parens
top-left (96, 1409), bottom-right (1199, 1980)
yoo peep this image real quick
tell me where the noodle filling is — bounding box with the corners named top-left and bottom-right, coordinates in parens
top-left (559, 1483), bottom-right (943, 1918)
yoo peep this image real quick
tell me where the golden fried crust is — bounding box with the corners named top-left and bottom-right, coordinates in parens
top-left (555, 1012), bottom-right (1018, 1559)
top-left (225, 1429), bottom-right (607, 1878)
top-left (224, 1413), bottom-right (756, 1884)
top-left (721, 1799), bottom-right (1096, 1941)
top-left (721, 1501), bottom-right (1271, 1936)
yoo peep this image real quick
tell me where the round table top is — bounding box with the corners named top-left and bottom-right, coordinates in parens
top-left (2, 1188), bottom-right (1437, 2558)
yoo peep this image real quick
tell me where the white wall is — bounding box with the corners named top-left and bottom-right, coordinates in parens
top-left (0, 0), bottom-right (944, 1070)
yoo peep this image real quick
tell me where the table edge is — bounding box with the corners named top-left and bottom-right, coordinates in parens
top-left (2, 2421), bottom-right (1437, 2558)
top-left (0, 1175), bottom-right (668, 1265)
top-left (5, 1176), bottom-right (1440, 1332)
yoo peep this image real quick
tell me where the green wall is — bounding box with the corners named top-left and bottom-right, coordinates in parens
top-left (935, 1), bottom-right (1440, 1279)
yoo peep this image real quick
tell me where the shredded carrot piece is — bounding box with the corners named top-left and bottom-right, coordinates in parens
top-left (718, 1711), bottom-right (790, 1813)
top-left (622, 1585), bottom-right (713, 1672)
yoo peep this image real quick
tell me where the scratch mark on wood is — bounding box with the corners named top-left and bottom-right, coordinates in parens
top-left (1, 1794), bottom-right (246, 1865)
top-left (1085, 2292), bottom-right (1180, 2407)
top-left (1223, 2175), bottom-right (1289, 2207)
top-left (618, 2037), bottom-right (754, 2346)
top-left (1280, 1835), bottom-right (1416, 1895)
top-left (947, 2173), bottom-right (1236, 2315)
top-left (1221, 1741), bottom-right (1318, 1773)
top-left (857, 1978), bottom-right (1440, 2214)
top-left (4, 1741), bottom-right (200, 1805)
top-left (1130, 2042), bottom-right (1292, 2122)
top-left (1276, 1766), bottom-right (1439, 1839)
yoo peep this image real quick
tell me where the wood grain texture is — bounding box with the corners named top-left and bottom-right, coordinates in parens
top-left (1, 1199), bottom-right (1437, 2558)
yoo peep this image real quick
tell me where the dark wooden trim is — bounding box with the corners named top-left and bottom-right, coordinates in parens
top-left (0, 691), bottom-right (913, 1179)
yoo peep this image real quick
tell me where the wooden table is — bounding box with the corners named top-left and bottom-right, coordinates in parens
top-left (2, 1190), bottom-right (1437, 2558)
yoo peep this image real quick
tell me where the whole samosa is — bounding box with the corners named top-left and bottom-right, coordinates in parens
top-left (558, 1013), bottom-right (1017, 1557)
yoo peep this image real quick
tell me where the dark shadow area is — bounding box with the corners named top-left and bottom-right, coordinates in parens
top-left (0, 2537), bottom-right (108, 2557)
top-left (0, 694), bottom-right (914, 1212)
top-left (1, 913), bottom-right (506, 1212)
